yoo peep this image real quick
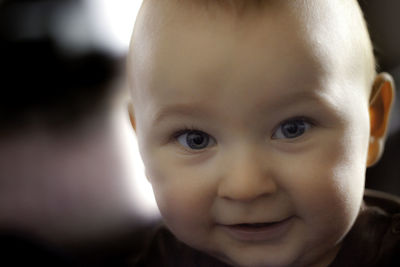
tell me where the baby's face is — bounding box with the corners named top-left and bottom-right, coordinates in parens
top-left (130, 1), bottom-right (372, 266)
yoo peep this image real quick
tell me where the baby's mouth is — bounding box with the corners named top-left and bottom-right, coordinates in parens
top-left (230, 222), bottom-right (280, 230)
top-left (220, 217), bottom-right (294, 242)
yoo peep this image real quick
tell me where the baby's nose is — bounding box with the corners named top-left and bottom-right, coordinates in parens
top-left (217, 148), bottom-right (278, 202)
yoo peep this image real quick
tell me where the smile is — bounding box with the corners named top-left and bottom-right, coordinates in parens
top-left (220, 217), bottom-right (294, 242)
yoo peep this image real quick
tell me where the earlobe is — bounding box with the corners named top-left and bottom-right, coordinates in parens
top-left (367, 72), bottom-right (395, 166)
top-left (128, 102), bottom-right (136, 131)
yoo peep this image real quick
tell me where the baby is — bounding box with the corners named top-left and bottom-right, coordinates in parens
top-left (127, 0), bottom-right (397, 266)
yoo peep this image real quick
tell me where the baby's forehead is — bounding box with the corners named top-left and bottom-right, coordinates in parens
top-left (130, 0), bottom-right (375, 101)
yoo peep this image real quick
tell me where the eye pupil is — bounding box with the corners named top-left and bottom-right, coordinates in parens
top-left (282, 121), bottom-right (306, 138)
top-left (187, 131), bottom-right (209, 149)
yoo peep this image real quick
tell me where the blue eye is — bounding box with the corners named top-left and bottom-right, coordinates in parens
top-left (176, 130), bottom-right (215, 150)
top-left (272, 118), bottom-right (312, 139)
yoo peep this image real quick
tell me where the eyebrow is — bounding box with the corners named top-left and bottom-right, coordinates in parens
top-left (257, 89), bottom-right (330, 111)
top-left (153, 88), bottom-right (334, 124)
top-left (231, 86), bottom-right (333, 119)
top-left (153, 103), bottom-right (211, 124)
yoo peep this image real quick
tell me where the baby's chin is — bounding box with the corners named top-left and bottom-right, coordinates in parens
top-left (211, 252), bottom-right (297, 267)
top-left (193, 241), bottom-right (301, 267)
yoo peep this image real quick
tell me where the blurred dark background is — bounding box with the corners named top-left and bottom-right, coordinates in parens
top-left (359, 0), bottom-right (400, 196)
top-left (0, 0), bottom-right (153, 265)
top-left (0, 0), bottom-right (123, 133)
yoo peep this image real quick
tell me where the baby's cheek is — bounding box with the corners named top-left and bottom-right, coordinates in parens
top-left (157, 185), bottom-right (212, 245)
top-left (145, 153), bottom-right (217, 246)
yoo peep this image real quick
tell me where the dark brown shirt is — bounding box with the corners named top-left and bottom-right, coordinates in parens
top-left (130, 189), bottom-right (400, 267)
top-left (330, 189), bottom-right (400, 267)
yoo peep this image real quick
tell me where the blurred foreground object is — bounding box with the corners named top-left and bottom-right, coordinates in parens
top-left (0, 0), bottom-right (157, 265)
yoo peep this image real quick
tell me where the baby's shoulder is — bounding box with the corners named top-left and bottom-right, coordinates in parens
top-left (364, 189), bottom-right (400, 266)
top-left (331, 189), bottom-right (400, 267)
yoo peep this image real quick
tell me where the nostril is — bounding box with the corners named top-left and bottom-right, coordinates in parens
top-left (217, 154), bottom-right (278, 201)
top-left (217, 177), bottom-right (278, 201)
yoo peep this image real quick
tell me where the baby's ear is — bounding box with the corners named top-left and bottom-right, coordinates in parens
top-left (128, 102), bottom-right (136, 131)
top-left (367, 72), bottom-right (395, 167)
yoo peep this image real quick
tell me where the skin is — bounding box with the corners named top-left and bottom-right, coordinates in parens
top-left (129, 1), bottom-right (395, 266)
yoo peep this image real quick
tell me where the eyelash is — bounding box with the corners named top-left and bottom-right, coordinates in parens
top-left (171, 126), bottom-right (216, 151)
top-left (171, 126), bottom-right (205, 140)
top-left (271, 116), bottom-right (315, 140)
top-left (170, 116), bottom-right (315, 148)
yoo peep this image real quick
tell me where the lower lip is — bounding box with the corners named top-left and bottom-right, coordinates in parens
top-left (220, 217), bottom-right (294, 242)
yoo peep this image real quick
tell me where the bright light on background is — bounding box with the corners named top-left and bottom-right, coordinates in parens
top-left (85, 0), bottom-right (143, 54)
top-left (86, 0), bottom-right (159, 216)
